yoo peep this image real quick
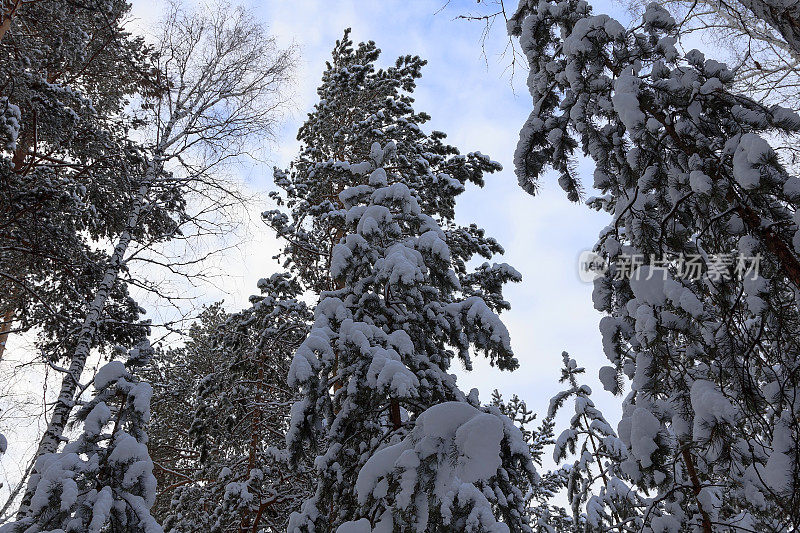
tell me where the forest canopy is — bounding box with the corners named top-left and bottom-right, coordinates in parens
top-left (1, 0), bottom-right (800, 531)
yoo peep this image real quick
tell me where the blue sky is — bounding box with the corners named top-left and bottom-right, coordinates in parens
top-left (128, 0), bottom-right (628, 427)
top-left (250, 0), bottom-right (628, 424)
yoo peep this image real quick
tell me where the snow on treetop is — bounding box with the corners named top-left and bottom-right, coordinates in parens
top-left (732, 133), bottom-right (772, 189)
top-left (350, 401), bottom-right (514, 532)
top-left (94, 360), bottom-right (130, 389)
top-left (628, 266), bottom-right (670, 306)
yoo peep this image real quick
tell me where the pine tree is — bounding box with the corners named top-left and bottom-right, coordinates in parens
top-left (0, 342), bottom-right (162, 533)
top-left (0, 0), bottom-right (158, 363)
top-left (509, 0), bottom-right (800, 528)
top-left (343, 399), bottom-right (537, 533)
top-left (160, 274), bottom-right (313, 532)
top-left (264, 29), bottom-right (505, 295)
top-left (546, 353), bottom-right (643, 530)
top-left (622, 0), bottom-right (800, 108)
top-left (286, 137), bottom-right (536, 531)
top-left (490, 391), bottom-right (572, 532)
top-left (0, 0), bottom-right (166, 514)
top-left (267, 31), bottom-right (536, 532)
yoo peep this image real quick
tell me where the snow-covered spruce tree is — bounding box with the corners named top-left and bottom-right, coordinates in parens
top-left (509, 0), bottom-right (800, 529)
top-left (17, 3), bottom-right (295, 515)
top-left (284, 136), bottom-right (535, 532)
top-left (0, 342), bottom-right (161, 533)
top-left (161, 273), bottom-right (313, 532)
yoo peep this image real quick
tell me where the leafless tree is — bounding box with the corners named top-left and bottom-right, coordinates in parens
top-left (440, 0), bottom-right (526, 82)
top-left (14, 0), bottom-right (295, 518)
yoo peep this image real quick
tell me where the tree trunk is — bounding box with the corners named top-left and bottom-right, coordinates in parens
top-left (331, 222), bottom-right (346, 401)
top-left (0, 308), bottom-right (13, 361)
top-left (735, 202), bottom-right (800, 290)
top-left (390, 399), bottom-right (401, 430)
top-left (0, 0), bottom-right (22, 44)
top-left (15, 161), bottom-right (157, 518)
top-left (240, 349), bottom-right (265, 532)
top-left (681, 447), bottom-right (713, 533)
top-left (10, 114), bottom-right (34, 172)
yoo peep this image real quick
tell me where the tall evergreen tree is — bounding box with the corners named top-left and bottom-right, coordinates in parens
top-left (0, 0), bottom-right (164, 512)
top-left (287, 139), bottom-right (535, 532)
top-left (0, 0), bottom-right (159, 363)
top-left (271, 32), bottom-right (536, 531)
top-left (144, 304), bottom-right (230, 521)
top-left (264, 29), bottom-right (506, 295)
top-left (508, 0), bottom-right (800, 528)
